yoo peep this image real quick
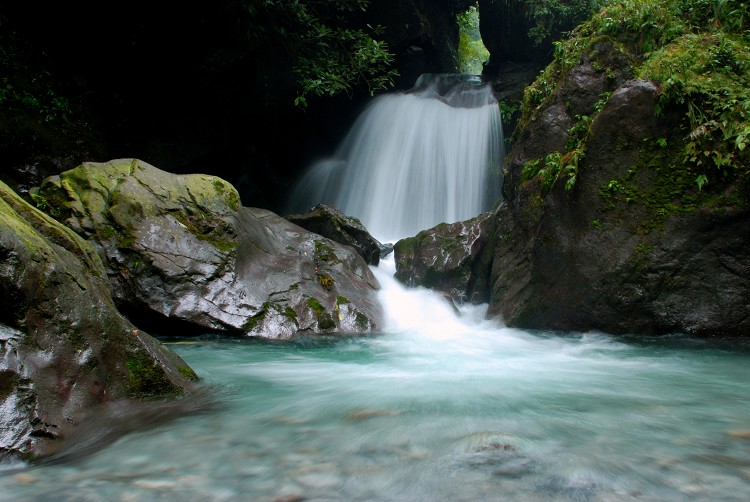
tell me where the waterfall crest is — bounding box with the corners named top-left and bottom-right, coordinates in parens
top-left (286, 74), bottom-right (504, 243)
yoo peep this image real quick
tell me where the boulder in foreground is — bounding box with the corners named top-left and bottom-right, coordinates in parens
top-left (0, 180), bottom-right (197, 461)
top-left (34, 159), bottom-right (382, 339)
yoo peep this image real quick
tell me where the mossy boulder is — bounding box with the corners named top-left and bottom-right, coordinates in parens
top-left (285, 203), bottom-right (383, 265)
top-left (33, 159), bottom-right (382, 338)
top-left (394, 212), bottom-right (496, 304)
top-left (0, 180), bottom-right (196, 461)
top-left (488, 7), bottom-right (750, 337)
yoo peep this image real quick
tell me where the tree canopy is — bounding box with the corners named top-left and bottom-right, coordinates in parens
top-left (238, 0), bottom-right (398, 107)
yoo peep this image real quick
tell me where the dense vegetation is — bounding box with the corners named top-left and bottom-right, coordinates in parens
top-left (523, 0), bottom-right (604, 46)
top-left (240, 0), bottom-right (398, 107)
top-left (458, 6), bottom-right (490, 73)
top-left (519, 0), bottom-right (749, 199)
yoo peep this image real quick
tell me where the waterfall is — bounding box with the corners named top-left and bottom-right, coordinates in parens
top-left (286, 74), bottom-right (504, 243)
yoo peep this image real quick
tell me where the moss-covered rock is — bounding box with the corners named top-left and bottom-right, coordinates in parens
top-left (34, 159), bottom-right (382, 339)
top-left (285, 203), bottom-right (383, 265)
top-left (489, 1), bottom-right (750, 337)
top-left (394, 212), bottom-right (497, 304)
top-left (0, 180), bottom-right (197, 461)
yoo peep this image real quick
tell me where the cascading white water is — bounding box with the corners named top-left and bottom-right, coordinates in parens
top-left (286, 74), bottom-right (504, 243)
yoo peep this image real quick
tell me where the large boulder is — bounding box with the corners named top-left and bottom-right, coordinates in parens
top-left (489, 74), bottom-right (750, 336)
top-left (33, 159), bottom-right (382, 338)
top-left (393, 212), bottom-right (496, 304)
top-left (486, 3), bottom-right (750, 337)
top-left (0, 180), bottom-right (197, 461)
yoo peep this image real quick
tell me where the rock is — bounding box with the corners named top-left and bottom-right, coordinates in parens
top-left (285, 203), bottom-right (382, 265)
top-left (379, 242), bottom-right (394, 259)
top-left (393, 212), bottom-right (496, 304)
top-left (488, 74), bottom-right (750, 336)
top-left (0, 180), bottom-right (196, 461)
top-left (33, 159), bottom-right (382, 338)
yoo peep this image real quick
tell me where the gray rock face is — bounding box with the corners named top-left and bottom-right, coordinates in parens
top-left (489, 76), bottom-right (750, 337)
top-left (0, 180), bottom-right (196, 461)
top-left (34, 159), bottom-right (382, 339)
top-left (393, 212), bottom-right (496, 304)
top-left (285, 203), bottom-right (383, 265)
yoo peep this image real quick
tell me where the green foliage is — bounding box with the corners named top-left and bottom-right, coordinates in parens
top-left (293, 23), bottom-right (397, 104)
top-left (639, 31), bottom-right (750, 187)
top-left (566, 114), bottom-right (593, 150)
top-left (696, 173), bottom-right (709, 190)
top-left (522, 152), bottom-right (563, 195)
top-left (0, 80), bottom-right (70, 124)
top-left (499, 100), bottom-right (520, 123)
top-left (0, 36), bottom-right (71, 125)
top-left (241, 0), bottom-right (397, 106)
top-left (457, 5), bottom-right (490, 73)
top-left (519, 0), bottom-right (750, 196)
top-left (523, 0), bottom-right (604, 46)
top-left (521, 112), bottom-right (591, 194)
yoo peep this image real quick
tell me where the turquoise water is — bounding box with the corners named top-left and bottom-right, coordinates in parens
top-left (2, 258), bottom-right (750, 501)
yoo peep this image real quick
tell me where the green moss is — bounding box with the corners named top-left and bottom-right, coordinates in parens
top-left (307, 297), bottom-right (325, 314)
top-left (305, 296), bottom-right (337, 330)
top-left (393, 235), bottom-right (416, 256)
top-left (318, 273), bottom-right (334, 290)
top-left (284, 306), bottom-right (298, 321)
top-left (212, 179), bottom-right (240, 211)
top-left (116, 232), bottom-right (137, 249)
top-left (244, 307), bottom-right (267, 332)
top-left (242, 301), bottom-right (298, 331)
top-left (635, 243), bottom-right (652, 254)
top-left (595, 136), bottom-right (730, 232)
top-left (30, 184), bottom-right (70, 222)
top-left (519, 0), bottom-right (750, 200)
top-left (173, 211), bottom-right (237, 253)
top-left (125, 355), bottom-right (181, 399)
top-left (314, 240), bottom-right (336, 261)
top-left (336, 295), bottom-right (351, 305)
top-left (64, 326), bottom-right (86, 351)
top-left (178, 365), bottom-right (198, 381)
top-left (98, 223), bottom-right (117, 239)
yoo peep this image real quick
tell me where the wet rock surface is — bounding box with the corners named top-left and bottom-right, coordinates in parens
top-left (34, 159), bottom-right (382, 339)
top-left (488, 74), bottom-right (750, 336)
top-left (285, 203), bottom-right (383, 266)
top-left (0, 180), bottom-right (197, 461)
top-left (393, 212), bottom-right (496, 304)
